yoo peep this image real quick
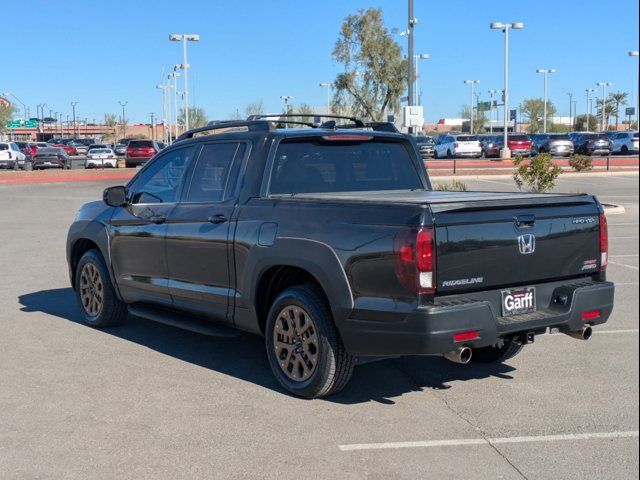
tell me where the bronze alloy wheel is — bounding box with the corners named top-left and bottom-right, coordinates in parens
top-left (273, 305), bottom-right (319, 382)
top-left (79, 262), bottom-right (104, 318)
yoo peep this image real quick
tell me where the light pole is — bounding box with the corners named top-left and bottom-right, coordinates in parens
top-left (491, 21), bottom-right (524, 159)
top-left (319, 82), bottom-right (334, 115)
top-left (156, 85), bottom-right (169, 144)
top-left (630, 51), bottom-right (639, 128)
top-left (71, 101), bottom-right (78, 139)
top-left (2, 92), bottom-right (28, 123)
top-left (596, 82), bottom-right (612, 132)
top-left (280, 95), bottom-right (293, 114)
top-left (150, 113), bottom-right (156, 140)
top-left (414, 53), bottom-right (430, 105)
top-left (488, 89), bottom-right (500, 134)
top-left (567, 93), bottom-right (573, 129)
top-left (464, 80), bottom-right (480, 134)
top-left (536, 68), bottom-right (556, 133)
top-left (585, 88), bottom-right (596, 131)
top-left (118, 101), bottom-right (128, 140)
top-left (169, 33), bottom-right (200, 132)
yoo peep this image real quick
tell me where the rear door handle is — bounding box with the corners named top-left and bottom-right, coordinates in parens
top-left (149, 214), bottom-right (166, 225)
top-left (207, 214), bottom-right (228, 224)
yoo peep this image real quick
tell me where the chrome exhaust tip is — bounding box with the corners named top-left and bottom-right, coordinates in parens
top-left (443, 346), bottom-right (472, 364)
top-left (565, 325), bottom-right (593, 341)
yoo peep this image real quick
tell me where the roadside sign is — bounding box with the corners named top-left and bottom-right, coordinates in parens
top-left (478, 101), bottom-right (492, 111)
top-left (403, 105), bottom-right (424, 128)
top-left (625, 107), bottom-right (636, 116)
top-left (509, 109), bottom-right (517, 121)
top-left (25, 120), bottom-right (37, 128)
top-left (7, 121), bottom-right (21, 128)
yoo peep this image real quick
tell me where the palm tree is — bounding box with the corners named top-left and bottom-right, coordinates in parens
top-left (596, 99), bottom-right (616, 130)
top-left (608, 92), bottom-right (629, 130)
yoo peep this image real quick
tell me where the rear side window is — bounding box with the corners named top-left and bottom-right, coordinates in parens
top-left (185, 143), bottom-right (245, 202)
top-left (0, 144), bottom-right (8, 151)
top-left (129, 140), bottom-right (153, 148)
top-left (131, 147), bottom-right (194, 204)
top-left (269, 140), bottom-right (423, 195)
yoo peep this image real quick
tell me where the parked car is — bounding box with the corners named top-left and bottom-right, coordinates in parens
top-left (66, 116), bottom-right (613, 398)
top-left (610, 131), bottom-right (639, 155)
top-left (0, 142), bottom-right (26, 169)
top-left (125, 139), bottom-right (161, 167)
top-left (15, 142), bottom-right (34, 161)
top-left (73, 142), bottom-right (89, 155)
top-left (531, 134), bottom-right (574, 157)
top-left (85, 148), bottom-right (118, 168)
top-left (434, 134), bottom-right (481, 158)
top-left (574, 134), bottom-right (612, 156)
top-left (480, 135), bottom-right (502, 158)
top-left (114, 142), bottom-right (129, 156)
top-left (414, 135), bottom-right (435, 159)
top-left (504, 135), bottom-right (533, 157)
top-left (32, 147), bottom-right (70, 169)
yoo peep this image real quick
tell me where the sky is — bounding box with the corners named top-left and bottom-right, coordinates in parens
top-left (3, 0), bottom-right (639, 124)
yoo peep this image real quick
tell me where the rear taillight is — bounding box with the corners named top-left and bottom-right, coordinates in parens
top-left (394, 227), bottom-right (436, 295)
top-left (599, 212), bottom-right (608, 271)
top-left (454, 142), bottom-right (459, 148)
top-left (8, 152), bottom-right (12, 159)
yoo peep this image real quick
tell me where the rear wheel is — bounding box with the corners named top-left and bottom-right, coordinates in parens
top-left (447, 149), bottom-right (452, 159)
top-left (74, 249), bottom-right (127, 327)
top-left (265, 285), bottom-right (355, 398)
top-left (471, 339), bottom-right (524, 364)
top-left (621, 146), bottom-right (629, 155)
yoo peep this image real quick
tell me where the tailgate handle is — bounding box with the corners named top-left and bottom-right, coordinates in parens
top-left (515, 215), bottom-right (535, 229)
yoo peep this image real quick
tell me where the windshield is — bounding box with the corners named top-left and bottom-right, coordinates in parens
top-left (269, 139), bottom-right (423, 195)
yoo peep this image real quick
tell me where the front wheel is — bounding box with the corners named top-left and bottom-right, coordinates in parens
top-left (265, 286), bottom-right (355, 398)
top-left (471, 339), bottom-right (524, 364)
top-left (74, 249), bottom-right (127, 327)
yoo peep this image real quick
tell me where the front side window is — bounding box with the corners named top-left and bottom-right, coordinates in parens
top-left (130, 147), bottom-right (194, 204)
top-left (184, 143), bottom-right (245, 202)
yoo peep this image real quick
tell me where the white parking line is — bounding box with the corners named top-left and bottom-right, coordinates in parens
top-left (609, 223), bottom-right (639, 226)
top-left (597, 329), bottom-right (640, 334)
top-left (610, 236), bottom-right (639, 240)
top-left (338, 431), bottom-right (639, 451)
top-left (609, 261), bottom-right (640, 270)
top-left (609, 254), bottom-right (640, 258)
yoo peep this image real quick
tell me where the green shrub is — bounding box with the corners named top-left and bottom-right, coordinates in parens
top-left (569, 154), bottom-right (593, 172)
top-left (513, 153), bottom-right (562, 193)
top-left (435, 180), bottom-right (468, 191)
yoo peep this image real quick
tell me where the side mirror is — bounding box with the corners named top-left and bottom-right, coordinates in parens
top-left (103, 185), bottom-right (127, 207)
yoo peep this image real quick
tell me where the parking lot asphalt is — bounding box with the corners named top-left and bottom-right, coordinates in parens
top-left (0, 173), bottom-right (638, 479)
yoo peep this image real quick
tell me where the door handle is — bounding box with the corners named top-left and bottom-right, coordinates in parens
top-left (149, 214), bottom-right (166, 225)
top-left (207, 214), bottom-right (228, 224)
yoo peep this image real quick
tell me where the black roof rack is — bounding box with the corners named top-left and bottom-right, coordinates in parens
top-left (177, 115), bottom-right (399, 141)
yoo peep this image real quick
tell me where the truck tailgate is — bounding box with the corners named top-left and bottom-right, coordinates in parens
top-left (431, 194), bottom-right (602, 294)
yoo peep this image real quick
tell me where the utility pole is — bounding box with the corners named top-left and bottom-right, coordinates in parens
top-left (567, 92), bottom-right (573, 128)
top-left (150, 113), bottom-right (156, 140)
top-left (536, 68), bottom-right (555, 133)
top-left (488, 89), bottom-right (500, 134)
top-left (156, 85), bottom-right (169, 144)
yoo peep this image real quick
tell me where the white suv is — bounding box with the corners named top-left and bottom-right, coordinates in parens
top-left (610, 131), bottom-right (639, 155)
top-left (434, 134), bottom-right (482, 159)
top-left (0, 142), bottom-right (26, 170)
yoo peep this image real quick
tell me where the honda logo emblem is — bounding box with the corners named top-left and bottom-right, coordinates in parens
top-left (518, 234), bottom-right (536, 255)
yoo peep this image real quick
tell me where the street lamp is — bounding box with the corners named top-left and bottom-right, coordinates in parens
top-left (118, 101), bottom-right (128, 140)
top-left (491, 22), bottom-right (524, 159)
top-left (488, 89), bottom-right (500, 134)
top-left (567, 93), bottom-right (573, 129)
top-left (168, 71), bottom-right (181, 140)
top-left (585, 88), bottom-right (596, 131)
top-left (464, 80), bottom-right (480, 134)
top-left (169, 33), bottom-right (200, 132)
top-left (596, 82), bottom-right (612, 132)
top-left (156, 85), bottom-right (170, 144)
top-left (319, 82), bottom-right (334, 115)
top-left (630, 51), bottom-right (639, 128)
top-left (536, 68), bottom-right (556, 133)
top-left (280, 95), bottom-right (293, 115)
top-left (414, 53), bottom-right (430, 105)
top-left (71, 101), bottom-right (79, 139)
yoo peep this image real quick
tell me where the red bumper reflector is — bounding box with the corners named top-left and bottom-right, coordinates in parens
top-left (582, 310), bottom-right (600, 321)
top-left (454, 331), bottom-right (479, 343)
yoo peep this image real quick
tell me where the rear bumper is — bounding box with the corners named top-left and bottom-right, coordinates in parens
top-left (454, 151), bottom-right (481, 158)
top-left (125, 156), bottom-right (152, 165)
top-left (339, 279), bottom-right (614, 357)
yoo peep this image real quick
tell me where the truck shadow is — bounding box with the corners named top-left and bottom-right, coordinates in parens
top-left (18, 288), bottom-right (516, 405)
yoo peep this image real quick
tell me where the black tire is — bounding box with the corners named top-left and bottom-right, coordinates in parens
top-left (265, 285), bottom-right (355, 398)
top-left (433, 150), bottom-right (439, 159)
top-left (471, 339), bottom-right (524, 364)
top-left (447, 149), bottom-right (452, 159)
top-left (74, 249), bottom-right (127, 328)
top-left (621, 146), bottom-right (629, 155)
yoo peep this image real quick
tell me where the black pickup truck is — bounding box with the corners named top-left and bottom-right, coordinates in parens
top-left (66, 115), bottom-right (614, 398)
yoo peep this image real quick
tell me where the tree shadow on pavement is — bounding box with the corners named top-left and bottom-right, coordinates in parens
top-left (19, 288), bottom-right (516, 405)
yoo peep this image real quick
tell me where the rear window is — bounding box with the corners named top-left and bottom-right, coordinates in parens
top-left (89, 149), bottom-right (111, 154)
top-left (550, 135), bottom-right (570, 140)
top-left (456, 136), bottom-right (477, 142)
top-left (129, 140), bottom-right (153, 148)
top-left (509, 135), bottom-right (530, 141)
top-left (269, 140), bottom-right (423, 195)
